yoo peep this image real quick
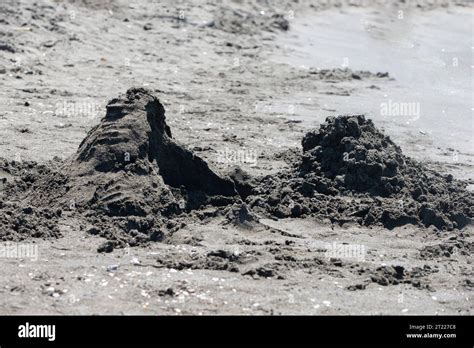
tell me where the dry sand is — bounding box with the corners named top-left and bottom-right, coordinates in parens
top-left (0, 0), bottom-right (472, 315)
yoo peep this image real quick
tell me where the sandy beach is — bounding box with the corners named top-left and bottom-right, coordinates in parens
top-left (0, 0), bottom-right (472, 315)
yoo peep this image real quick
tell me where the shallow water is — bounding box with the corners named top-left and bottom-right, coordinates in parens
top-left (274, 7), bottom-right (472, 154)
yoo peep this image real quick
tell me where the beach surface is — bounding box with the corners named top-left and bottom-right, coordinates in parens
top-left (0, 0), bottom-right (472, 315)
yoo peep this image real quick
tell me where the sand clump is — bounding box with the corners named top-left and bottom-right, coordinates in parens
top-left (0, 159), bottom-right (63, 242)
top-left (248, 115), bottom-right (472, 230)
top-left (308, 68), bottom-right (391, 82)
top-left (209, 7), bottom-right (289, 34)
top-left (0, 202), bottom-right (62, 242)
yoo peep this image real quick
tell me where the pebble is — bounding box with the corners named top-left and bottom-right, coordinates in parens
top-left (106, 264), bottom-right (119, 272)
top-left (130, 257), bottom-right (140, 265)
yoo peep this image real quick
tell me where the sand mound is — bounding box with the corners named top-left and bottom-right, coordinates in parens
top-left (66, 87), bottom-right (236, 215)
top-left (250, 115), bottom-right (472, 230)
top-left (65, 87), bottom-right (237, 250)
top-left (2, 88), bottom-right (238, 248)
top-left (301, 115), bottom-right (406, 196)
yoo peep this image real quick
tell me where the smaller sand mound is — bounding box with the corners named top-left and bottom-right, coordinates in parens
top-left (249, 115), bottom-right (472, 230)
top-left (301, 115), bottom-right (406, 196)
